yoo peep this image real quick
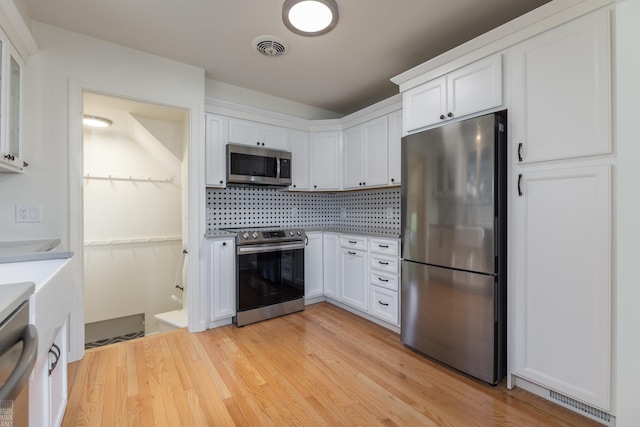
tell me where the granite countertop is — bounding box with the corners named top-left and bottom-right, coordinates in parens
top-left (304, 227), bottom-right (401, 239)
top-left (204, 230), bottom-right (238, 238)
top-left (206, 228), bottom-right (400, 239)
top-left (0, 281), bottom-right (35, 322)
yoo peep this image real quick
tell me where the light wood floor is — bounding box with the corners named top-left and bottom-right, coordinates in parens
top-left (63, 302), bottom-right (601, 426)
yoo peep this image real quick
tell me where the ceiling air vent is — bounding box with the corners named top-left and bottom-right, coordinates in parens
top-left (252, 36), bottom-right (288, 57)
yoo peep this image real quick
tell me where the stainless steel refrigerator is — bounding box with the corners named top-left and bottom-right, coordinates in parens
top-left (400, 110), bottom-right (507, 385)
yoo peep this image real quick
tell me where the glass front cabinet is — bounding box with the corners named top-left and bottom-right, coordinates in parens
top-left (0, 28), bottom-right (24, 173)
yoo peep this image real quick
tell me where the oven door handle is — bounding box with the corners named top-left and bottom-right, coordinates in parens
top-left (237, 242), bottom-right (305, 255)
top-left (0, 324), bottom-right (38, 401)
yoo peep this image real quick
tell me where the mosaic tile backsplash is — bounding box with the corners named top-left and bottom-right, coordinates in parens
top-left (207, 187), bottom-right (401, 236)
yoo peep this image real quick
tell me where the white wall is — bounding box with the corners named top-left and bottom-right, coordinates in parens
top-left (15, 22), bottom-right (205, 360)
top-left (615, 0), bottom-right (640, 425)
top-left (83, 113), bottom-right (184, 335)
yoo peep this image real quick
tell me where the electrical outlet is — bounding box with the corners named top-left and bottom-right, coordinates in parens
top-left (15, 204), bottom-right (41, 223)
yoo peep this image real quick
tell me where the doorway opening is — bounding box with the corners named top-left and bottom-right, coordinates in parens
top-left (82, 91), bottom-right (189, 348)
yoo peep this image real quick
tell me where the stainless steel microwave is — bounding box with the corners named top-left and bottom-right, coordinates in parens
top-left (226, 144), bottom-right (292, 186)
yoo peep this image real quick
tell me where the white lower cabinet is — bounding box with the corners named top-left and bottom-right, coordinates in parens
top-left (304, 232), bottom-right (324, 299)
top-left (369, 285), bottom-right (399, 325)
top-left (512, 163), bottom-right (611, 410)
top-left (30, 320), bottom-right (68, 427)
top-left (322, 233), bottom-right (340, 299)
top-left (367, 237), bottom-right (400, 326)
top-left (206, 237), bottom-right (236, 321)
top-left (339, 246), bottom-right (368, 311)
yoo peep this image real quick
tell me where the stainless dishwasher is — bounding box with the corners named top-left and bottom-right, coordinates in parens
top-left (0, 300), bottom-right (38, 427)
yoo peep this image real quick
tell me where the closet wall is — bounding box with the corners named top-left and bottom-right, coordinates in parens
top-left (83, 106), bottom-right (185, 338)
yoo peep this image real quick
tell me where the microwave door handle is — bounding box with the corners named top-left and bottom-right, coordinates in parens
top-left (276, 154), bottom-right (281, 180)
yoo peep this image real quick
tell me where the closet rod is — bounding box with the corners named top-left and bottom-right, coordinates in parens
top-left (84, 236), bottom-right (182, 246)
top-left (84, 173), bottom-right (174, 183)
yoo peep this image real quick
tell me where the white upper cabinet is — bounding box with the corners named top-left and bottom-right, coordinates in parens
top-left (509, 8), bottom-right (610, 163)
top-left (228, 117), bottom-right (290, 151)
top-left (363, 117), bottom-right (389, 187)
top-left (205, 113), bottom-right (227, 187)
top-left (289, 129), bottom-right (310, 191)
top-left (310, 131), bottom-right (341, 191)
top-left (0, 40), bottom-right (25, 173)
top-left (387, 110), bottom-right (403, 185)
top-left (404, 53), bottom-right (502, 134)
top-left (342, 126), bottom-right (364, 189)
top-left (343, 116), bottom-right (389, 189)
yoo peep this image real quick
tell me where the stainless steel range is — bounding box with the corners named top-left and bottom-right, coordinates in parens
top-left (225, 227), bottom-right (306, 326)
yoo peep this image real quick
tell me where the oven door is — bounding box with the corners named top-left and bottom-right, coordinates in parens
top-left (236, 242), bottom-right (305, 324)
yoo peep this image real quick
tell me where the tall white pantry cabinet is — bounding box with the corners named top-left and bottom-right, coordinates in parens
top-left (508, 7), bottom-right (613, 413)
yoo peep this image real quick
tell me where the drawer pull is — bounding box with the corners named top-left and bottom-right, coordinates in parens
top-left (378, 244), bottom-right (389, 249)
top-left (378, 261), bottom-right (389, 265)
top-left (348, 251), bottom-right (356, 255)
top-left (348, 240), bottom-right (357, 244)
top-left (378, 301), bottom-right (389, 307)
top-left (378, 277), bottom-right (389, 282)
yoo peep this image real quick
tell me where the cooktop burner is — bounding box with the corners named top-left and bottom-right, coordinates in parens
top-left (222, 227), bottom-right (306, 245)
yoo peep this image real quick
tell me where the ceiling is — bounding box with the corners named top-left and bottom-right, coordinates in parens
top-left (23, 0), bottom-right (551, 117)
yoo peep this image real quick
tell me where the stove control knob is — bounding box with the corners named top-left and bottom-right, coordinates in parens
top-left (297, 231), bottom-right (301, 236)
top-left (289, 231), bottom-right (294, 236)
top-left (251, 232), bottom-right (258, 239)
top-left (242, 232), bottom-right (249, 240)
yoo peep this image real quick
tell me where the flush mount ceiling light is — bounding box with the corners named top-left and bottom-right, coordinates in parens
top-left (282, 0), bottom-right (339, 36)
top-left (83, 115), bottom-right (113, 128)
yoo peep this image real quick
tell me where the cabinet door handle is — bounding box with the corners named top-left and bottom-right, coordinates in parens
top-left (518, 143), bottom-right (523, 162)
top-left (447, 112), bottom-right (453, 118)
top-left (378, 301), bottom-right (389, 306)
top-left (378, 261), bottom-right (389, 265)
top-left (348, 251), bottom-right (356, 255)
top-left (49, 343), bottom-right (61, 376)
top-left (222, 242), bottom-right (227, 246)
top-left (517, 174), bottom-right (523, 197)
top-left (378, 277), bottom-right (389, 282)
top-left (439, 114), bottom-right (445, 120)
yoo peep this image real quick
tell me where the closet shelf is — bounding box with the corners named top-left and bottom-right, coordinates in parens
top-left (84, 172), bottom-right (174, 183)
top-left (84, 236), bottom-right (182, 246)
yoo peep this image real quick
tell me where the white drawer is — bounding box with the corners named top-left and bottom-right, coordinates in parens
top-left (370, 271), bottom-right (399, 292)
top-left (369, 238), bottom-right (399, 256)
top-left (340, 235), bottom-right (367, 251)
top-left (369, 285), bottom-right (399, 325)
top-left (369, 254), bottom-right (399, 274)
